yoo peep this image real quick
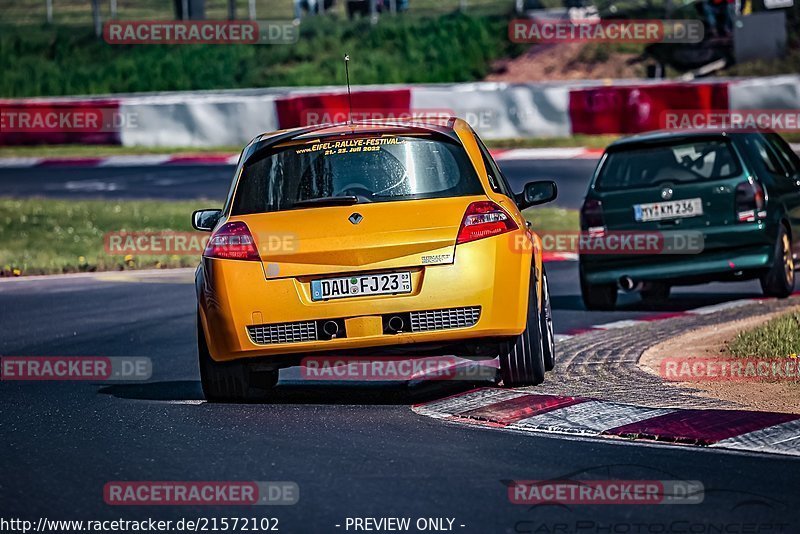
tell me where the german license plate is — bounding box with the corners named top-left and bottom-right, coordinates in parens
top-left (311, 272), bottom-right (412, 301)
top-left (634, 198), bottom-right (703, 222)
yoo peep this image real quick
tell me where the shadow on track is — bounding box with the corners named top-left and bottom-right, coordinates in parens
top-left (551, 290), bottom-right (765, 312)
top-left (97, 377), bottom-right (494, 405)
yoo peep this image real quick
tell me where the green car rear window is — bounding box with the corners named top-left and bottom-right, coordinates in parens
top-left (232, 134), bottom-right (483, 215)
top-left (595, 139), bottom-right (742, 191)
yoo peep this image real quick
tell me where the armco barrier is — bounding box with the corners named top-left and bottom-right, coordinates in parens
top-left (410, 83), bottom-right (572, 138)
top-left (119, 94), bottom-right (280, 147)
top-left (728, 74), bottom-right (800, 111)
top-left (0, 77), bottom-right (795, 147)
top-left (568, 82), bottom-right (729, 135)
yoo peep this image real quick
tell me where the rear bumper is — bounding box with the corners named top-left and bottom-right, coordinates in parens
top-left (581, 245), bottom-right (773, 285)
top-left (198, 231), bottom-right (536, 362)
top-left (580, 221), bottom-right (777, 285)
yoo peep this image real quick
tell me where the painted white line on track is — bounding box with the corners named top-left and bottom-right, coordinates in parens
top-left (494, 148), bottom-right (589, 160)
top-left (592, 319), bottom-right (646, 330)
top-left (98, 155), bottom-right (172, 166)
top-left (0, 157), bottom-right (42, 167)
top-left (687, 299), bottom-right (754, 315)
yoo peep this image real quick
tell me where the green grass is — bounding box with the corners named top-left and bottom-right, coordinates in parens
top-left (727, 310), bottom-right (800, 359)
top-left (485, 135), bottom-right (619, 150)
top-left (0, 13), bottom-right (521, 97)
top-left (0, 197), bottom-right (578, 276)
top-left (0, 133), bottom-right (795, 159)
top-left (0, 135), bottom-right (623, 159)
top-left (0, 197), bottom-right (207, 276)
top-left (0, 145), bottom-right (242, 158)
top-left (523, 207), bottom-right (579, 232)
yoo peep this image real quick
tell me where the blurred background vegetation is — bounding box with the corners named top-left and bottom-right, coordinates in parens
top-left (0, 12), bottom-right (523, 97)
top-left (0, 0), bottom-right (797, 97)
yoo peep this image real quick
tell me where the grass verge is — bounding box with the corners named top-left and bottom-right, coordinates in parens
top-left (0, 197), bottom-right (578, 276)
top-left (2, 133), bottom-right (797, 159)
top-left (727, 309), bottom-right (800, 359)
top-left (0, 136), bottom-right (615, 159)
top-left (0, 145), bottom-right (241, 158)
top-left (0, 197), bottom-right (206, 276)
top-left (523, 206), bottom-right (579, 233)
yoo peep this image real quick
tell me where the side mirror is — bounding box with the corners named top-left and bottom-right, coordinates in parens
top-left (517, 180), bottom-right (558, 209)
top-left (192, 209), bottom-right (222, 232)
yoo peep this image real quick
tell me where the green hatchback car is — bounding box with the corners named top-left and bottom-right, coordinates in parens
top-left (579, 130), bottom-right (800, 310)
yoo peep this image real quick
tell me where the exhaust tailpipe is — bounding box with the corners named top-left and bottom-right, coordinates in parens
top-left (322, 320), bottom-right (339, 337)
top-left (618, 276), bottom-right (642, 292)
top-left (387, 316), bottom-right (405, 333)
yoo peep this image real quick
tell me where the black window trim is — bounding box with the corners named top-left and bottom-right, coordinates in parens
top-left (472, 132), bottom-right (514, 199)
top-left (765, 133), bottom-right (800, 176)
top-left (745, 134), bottom-right (789, 178)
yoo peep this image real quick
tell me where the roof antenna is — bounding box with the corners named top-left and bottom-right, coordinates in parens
top-left (344, 54), bottom-right (353, 125)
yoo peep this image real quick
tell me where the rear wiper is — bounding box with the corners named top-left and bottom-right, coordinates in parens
top-left (292, 196), bottom-right (359, 208)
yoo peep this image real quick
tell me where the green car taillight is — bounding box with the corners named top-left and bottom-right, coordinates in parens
top-left (735, 180), bottom-right (766, 223)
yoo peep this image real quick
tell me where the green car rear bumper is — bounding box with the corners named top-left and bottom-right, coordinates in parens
top-left (580, 223), bottom-right (776, 286)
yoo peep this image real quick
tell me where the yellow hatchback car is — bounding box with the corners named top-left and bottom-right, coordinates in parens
top-left (192, 118), bottom-right (557, 401)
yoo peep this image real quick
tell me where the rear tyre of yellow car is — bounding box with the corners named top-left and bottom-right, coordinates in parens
top-left (540, 267), bottom-right (556, 372)
top-left (499, 270), bottom-right (546, 387)
top-left (198, 313), bottom-right (279, 402)
top-left (760, 225), bottom-right (795, 299)
top-left (580, 265), bottom-right (618, 311)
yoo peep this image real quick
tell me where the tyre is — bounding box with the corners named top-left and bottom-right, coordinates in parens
top-left (641, 282), bottom-right (671, 304)
top-left (580, 265), bottom-right (618, 311)
top-left (760, 225), bottom-right (795, 298)
top-left (198, 313), bottom-right (278, 402)
top-left (499, 269), bottom-right (546, 387)
top-left (539, 267), bottom-right (556, 372)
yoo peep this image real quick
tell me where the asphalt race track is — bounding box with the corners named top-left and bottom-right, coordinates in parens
top-left (1, 160), bottom-right (799, 532)
top-left (0, 158), bottom-right (598, 209)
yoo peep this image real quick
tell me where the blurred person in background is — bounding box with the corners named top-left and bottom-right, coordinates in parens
top-left (703, 0), bottom-right (738, 37)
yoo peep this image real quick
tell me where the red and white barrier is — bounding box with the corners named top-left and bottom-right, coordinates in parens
top-left (1, 76), bottom-right (797, 147)
top-left (568, 81), bottom-right (730, 135)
